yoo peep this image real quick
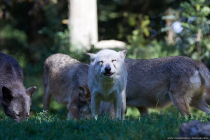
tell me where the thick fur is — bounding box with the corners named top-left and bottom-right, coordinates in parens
top-left (125, 56), bottom-right (210, 116)
top-left (43, 53), bottom-right (91, 119)
top-left (87, 49), bottom-right (127, 119)
top-left (0, 52), bottom-right (37, 122)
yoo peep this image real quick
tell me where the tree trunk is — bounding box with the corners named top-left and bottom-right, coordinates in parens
top-left (68, 0), bottom-right (98, 51)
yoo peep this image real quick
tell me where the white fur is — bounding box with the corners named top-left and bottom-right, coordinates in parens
top-left (87, 49), bottom-right (127, 119)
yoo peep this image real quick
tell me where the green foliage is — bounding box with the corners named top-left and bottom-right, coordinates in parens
top-left (0, 1), bottom-right (70, 75)
top-left (99, 3), bottom-right (180, 60)
top-left (126, 15), bottom-right (179, 60)
top-left (118, 13), bottom-right (152, 43)
top-left (38, 3), bottom-right (70, 54)
top-left (1, 25), bottom-right (27, 42)
top-left (160, 0), bottom-right (210, 65)
top-left (177, 0), bottom-right (210, 61)
top-left (0, 110), bottom-right (209, 139)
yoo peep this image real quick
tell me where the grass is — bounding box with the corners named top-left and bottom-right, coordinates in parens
top-left (0, 75), bottom-right (209, 139)
top-left (0, 111), bottom-right (209, 140)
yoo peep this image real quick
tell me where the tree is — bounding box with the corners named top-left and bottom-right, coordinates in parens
top-left (68, 0), bottom-right (98, 51)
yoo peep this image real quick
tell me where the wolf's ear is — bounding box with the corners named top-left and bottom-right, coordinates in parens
top-left (86, 53), bottom-right (96, 62)
top-left (78, 85), bottom-right (90, 101)
top-left (119, 49), bottom-right (127, 58)
top-left (26, 86), bottom-right (37, 98)
top-left (2, 86), bottom-right (13, 106)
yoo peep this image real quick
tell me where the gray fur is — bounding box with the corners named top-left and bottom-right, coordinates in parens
top-left (125, 56), bottom-right (210, 116)
top-left (43, 53), bottom-right (91, 119)
top-left (0, 52), bottom-right (37, 122)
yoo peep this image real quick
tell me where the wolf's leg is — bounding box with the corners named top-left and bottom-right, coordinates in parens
top-left (190, 95), bottom-right (210, 114)
top-left (113, 95), bottom-right (122, 119)
top-left (91, 93), bottom-right (101, 120)
top-left (109, 102), bottom-right (115, 119)
top-left (100, 102), bottom-right (115, 118)
top-left (137, 107), bottom-right (149, 116)
top-left (43, 84), bottom-right (52, 114)
top-left (100, 101), bottom-right (112, 116)
top-left (121, 89), bottom-right (126, 120)
top-left (169, 91), bottom-right (190, 116)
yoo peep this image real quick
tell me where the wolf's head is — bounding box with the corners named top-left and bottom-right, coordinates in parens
top-left (78, 85), bottom-right (91, 119)
top-left (87, 49), bottom-right (127, 78)
top-left (1, 86), bottom-right (37, 122)
top-left (67, 85), bottom-right (91, 119)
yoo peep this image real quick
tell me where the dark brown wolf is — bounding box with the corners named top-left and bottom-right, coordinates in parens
top-left (0, 52), bottom-right (37, 122)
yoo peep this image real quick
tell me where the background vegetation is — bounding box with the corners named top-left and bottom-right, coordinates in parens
top-left (0, 0), bottom-right (210, 139)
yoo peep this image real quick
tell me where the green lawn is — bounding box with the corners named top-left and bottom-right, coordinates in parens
top-left (0, 111), bottom-right (209, 140)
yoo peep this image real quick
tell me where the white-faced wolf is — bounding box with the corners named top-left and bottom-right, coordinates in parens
top-left (125, 56), bottom-right (210, 116)
top-left (87, 49), bottom-right (127, 120)
top-left (43, 53), bottom-right (91, 119)
top-left (0, 52), bottom-right (37, 122)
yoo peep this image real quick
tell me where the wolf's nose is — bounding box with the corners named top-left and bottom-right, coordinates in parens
top-left (105, 66), bottom-right (111, 73)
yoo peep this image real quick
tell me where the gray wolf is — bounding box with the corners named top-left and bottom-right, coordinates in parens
top-left (0, 52), bottom-right (37, 122)
top-left (43, 53), bottom-right (91, 119)
top-left (125, 56), bottom-right (210, 116)
top-left (87, 49), bottom-right (127, 119)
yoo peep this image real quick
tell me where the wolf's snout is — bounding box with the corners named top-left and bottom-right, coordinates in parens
top-left (105, 66), bottom-right (111, 73)
top-left (102, 65), bottom-right (114, 76)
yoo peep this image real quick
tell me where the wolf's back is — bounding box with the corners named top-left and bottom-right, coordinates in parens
top-left (0, 53), bottom-right (23, 84)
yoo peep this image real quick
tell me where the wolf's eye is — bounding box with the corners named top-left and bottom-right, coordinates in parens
top-left (112, 59), bottom-right (116, 62)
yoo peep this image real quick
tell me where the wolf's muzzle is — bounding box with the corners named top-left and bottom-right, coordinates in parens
top-left (105, 65), bottom-right (111, 73)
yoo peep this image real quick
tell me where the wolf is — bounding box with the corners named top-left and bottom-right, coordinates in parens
top-left (0, 52), bottom-right (37, 122)
top-left (87, 49), bottom-right (127, 119)
top-left (125, 56), bottom-right (210, 116)
top-left (43, 53), bottom-right (91, 119)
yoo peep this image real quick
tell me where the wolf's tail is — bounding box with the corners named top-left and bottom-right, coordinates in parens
top-left (198, 64), bottom-right (210, 105)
